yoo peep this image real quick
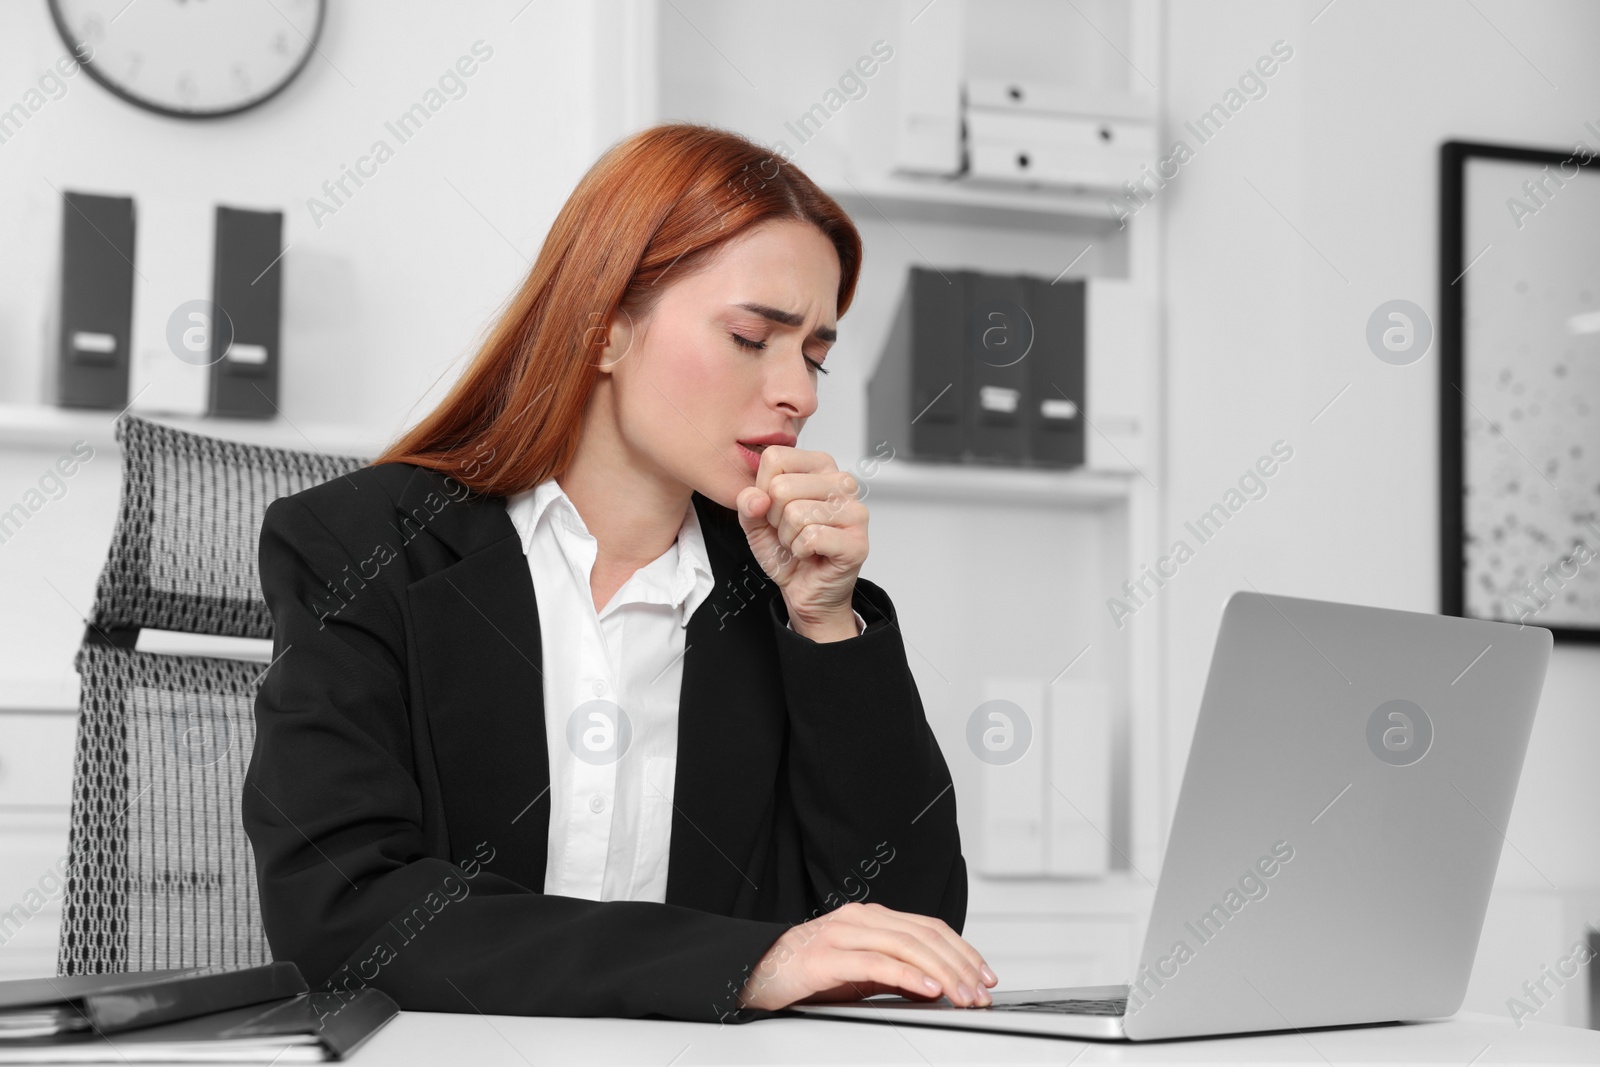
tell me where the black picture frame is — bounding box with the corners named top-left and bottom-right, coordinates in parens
top-left (1439, 139), bottom-right (1600, 642)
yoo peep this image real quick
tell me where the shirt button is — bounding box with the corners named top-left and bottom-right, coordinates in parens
top-left (589, 793), bottom-right (605, 813)
top-left (592, 680), bottom-right (606, 696)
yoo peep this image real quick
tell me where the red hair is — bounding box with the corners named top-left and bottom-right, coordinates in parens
top-left (371, 123), bottom-right (863, 496)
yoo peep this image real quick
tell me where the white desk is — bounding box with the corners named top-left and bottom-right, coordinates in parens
top-left (350, 1009), bottom-right (1600, 1065)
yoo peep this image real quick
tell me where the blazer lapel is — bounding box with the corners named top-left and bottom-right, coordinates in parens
top-left (664, 495), bottom-right (790, 915)
top-left (396, 466), bottom-right (554, 893)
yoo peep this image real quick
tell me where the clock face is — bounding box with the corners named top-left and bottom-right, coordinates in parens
top-left (49, 0), bottom-right (326, 119)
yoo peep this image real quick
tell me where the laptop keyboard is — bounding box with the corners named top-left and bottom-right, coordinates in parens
top-left (986, 996), bottom-right (1128, 1017)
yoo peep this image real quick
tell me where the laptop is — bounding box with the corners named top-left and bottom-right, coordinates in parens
top-left (789, 590), bottom-right (1554, 1040)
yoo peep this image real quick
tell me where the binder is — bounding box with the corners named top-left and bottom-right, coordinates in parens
top-left (53, 192), bottom-right (136, 410)
top-left (1023, 275), bottom-right (1086, 468)
top-left (963, 269), bottom-right (1030, 464)
top-left (208, 205), bottom-right (284, 418)
top-left (865, 265), bottom-right (965, 459)
top-left (128, 195), bottom-right (213, 417)
top-left (0, 988), bottom-right (396, 1063)
top-left (0, 962), bottom-right (305, 1038)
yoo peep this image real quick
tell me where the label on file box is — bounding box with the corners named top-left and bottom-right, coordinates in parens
top-left (71, 332), bottom-right (117, 361)
top-left (980, 386), bottom-right (1020, 413)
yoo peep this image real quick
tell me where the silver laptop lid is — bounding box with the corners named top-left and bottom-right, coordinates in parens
top-left (1123, 591), bottom-right (1552, 1041)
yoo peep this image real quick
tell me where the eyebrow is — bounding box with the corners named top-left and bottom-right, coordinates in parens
top-left (732, 302), bottom-right (837, 343)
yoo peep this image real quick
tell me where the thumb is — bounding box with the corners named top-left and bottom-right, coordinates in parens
top-left (736, 486), bottom-right (784, 578)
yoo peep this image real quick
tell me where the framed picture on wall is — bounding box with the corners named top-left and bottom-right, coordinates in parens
top-left (1440, 139), bottom-right (1600, 642)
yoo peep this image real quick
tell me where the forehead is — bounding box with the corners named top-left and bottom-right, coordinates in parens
top-left (691, 220), bottom-right (840, 303)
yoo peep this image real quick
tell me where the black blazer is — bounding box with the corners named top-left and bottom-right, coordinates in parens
top-left (241, 461), bottom-right (967, 1024)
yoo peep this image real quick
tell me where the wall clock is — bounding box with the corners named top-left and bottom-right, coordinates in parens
top-left (48, 0), bottom-right (326, 120)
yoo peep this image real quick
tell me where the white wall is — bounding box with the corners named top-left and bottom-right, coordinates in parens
top-left (0, 0), bottom-right (638, 694)
top-left (1158, 0), bottom-right (1600, 1021)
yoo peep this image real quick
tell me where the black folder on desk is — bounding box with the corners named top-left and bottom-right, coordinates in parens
top-left (0, 988), bottom-right (397, 1064)
top-left (0, 963), bottom-right (305, 1039)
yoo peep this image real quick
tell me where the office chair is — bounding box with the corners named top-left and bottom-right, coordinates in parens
top-left (58, 412), bottom-right (370, 974)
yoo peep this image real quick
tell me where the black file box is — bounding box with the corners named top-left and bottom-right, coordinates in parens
top-left (1023, 274), bottom-right (1086, 468)
top-left (54, 191), bottom-right (136, 410)
top-left (208, 205), bottom-right (284, 418)
top-left (964, 269), bottom-right (1031, 464)
top-left (866, 265), bottom-right (966, 459)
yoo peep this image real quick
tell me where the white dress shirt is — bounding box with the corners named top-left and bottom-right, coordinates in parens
top-left (505, 479), bottom-right (865, 904)
top-left (505, 479), bottom-right (714, 903)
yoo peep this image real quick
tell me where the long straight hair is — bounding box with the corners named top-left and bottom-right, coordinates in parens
top-left (370, 123), bottom-right (864, 497)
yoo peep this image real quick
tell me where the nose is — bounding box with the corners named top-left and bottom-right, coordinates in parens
top-left (769, 348), bottom-right (818, 420)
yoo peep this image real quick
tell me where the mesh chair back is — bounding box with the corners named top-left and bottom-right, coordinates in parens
top-left (86, 413), bottom-right (370, 641)
top-left (59, 413), bottom-right (371, 974)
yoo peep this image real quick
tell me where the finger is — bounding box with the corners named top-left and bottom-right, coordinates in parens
top-left (862, 904), bottom-right (996, 986)
top-left (828, 908), bottom-right (988, 1005)
top-left (786, 522), bottom-right (864, 565)
top-left (737, 487), bottom-right (783, 554)
top-left (799, 951), bottom-right (945, 1005)
top-left (850, 904), bottom-right (994, 995)
top-left (735, 485), bottom-right (772, 538)
top-left (765, 471), bottom-right (860, 531)
top-left (779, 497), bottom-right (866, 554)
top-left (755, 445), bottom-right (838, 495)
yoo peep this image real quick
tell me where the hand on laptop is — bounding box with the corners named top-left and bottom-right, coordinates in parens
top-left (735, 901), bottom-right (998, 1010)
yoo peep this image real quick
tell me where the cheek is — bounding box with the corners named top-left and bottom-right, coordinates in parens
top-left (639, 337), bottom-right (753, 427)
top-left (615, 334), bottom-right (735, 457)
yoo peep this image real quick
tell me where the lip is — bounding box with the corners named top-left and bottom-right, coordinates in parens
top-left (735, 432), bottom-right (796, 475)
top-left (738, 433), bottom-right (798, 448)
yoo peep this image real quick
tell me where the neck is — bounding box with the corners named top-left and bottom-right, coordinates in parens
top-left (559, 382), bottom-right (692, 569)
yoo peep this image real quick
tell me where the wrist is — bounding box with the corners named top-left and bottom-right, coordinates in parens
top-left (791, 613), bottom-right (858, 643)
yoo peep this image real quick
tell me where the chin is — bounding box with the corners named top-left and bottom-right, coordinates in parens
top-left (691, 464), bottom-right (754, 512)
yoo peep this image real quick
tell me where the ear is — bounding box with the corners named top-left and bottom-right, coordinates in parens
top-left (593, 307), bottom-right (635, 375)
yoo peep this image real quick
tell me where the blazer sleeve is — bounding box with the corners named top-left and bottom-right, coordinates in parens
top-left (242, 493), bottom-right (792, 1023)
top-left (767, 579), bottom-right (969, 934)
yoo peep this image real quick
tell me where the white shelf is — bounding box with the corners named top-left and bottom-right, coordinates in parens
top-left (824, 172), bottom-right (1124, 233)
top-left (863, 459), bottom-right (1131, 509)
top-left (0, 676), bottom-right (79, 714)
top-left (0, 402), bottom-right (390, 458)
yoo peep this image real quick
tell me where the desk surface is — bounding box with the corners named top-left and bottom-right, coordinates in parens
top-left (348, 1009), bottom-right (1599, 1065)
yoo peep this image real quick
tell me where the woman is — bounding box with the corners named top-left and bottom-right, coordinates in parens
top-left (242, 123), bottom-right (996, 1024)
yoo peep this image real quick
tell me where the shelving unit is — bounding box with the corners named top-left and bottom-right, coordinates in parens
top-left (824, 173), bottom-right (1126, 234)
top-left (863, 459), bottom-right (1132, 509)
top-left (0, 401), bottom-right (388, 457)
top-left (655, 0), bottom-right (1168, 988)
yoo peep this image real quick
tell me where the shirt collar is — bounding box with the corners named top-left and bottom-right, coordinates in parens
top-left (505, 478), bottom-right (716, 627)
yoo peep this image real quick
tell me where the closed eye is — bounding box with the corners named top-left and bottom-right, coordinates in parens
top-left (730, 332), bottom-right (829, 375)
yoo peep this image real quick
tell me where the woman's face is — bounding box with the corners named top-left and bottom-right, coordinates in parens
top-left (592, 218), bottom-right (841, 509)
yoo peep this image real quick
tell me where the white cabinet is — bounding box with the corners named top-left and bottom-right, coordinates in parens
top-left (0, 711), bottom-right (76, 981)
